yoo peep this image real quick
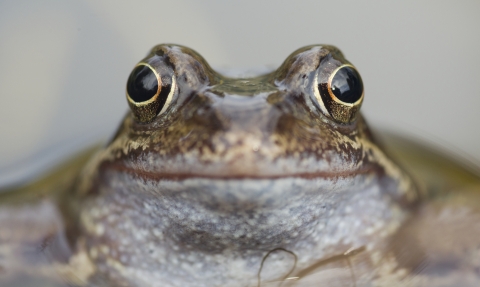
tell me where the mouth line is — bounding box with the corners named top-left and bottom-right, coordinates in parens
top-left (101, 161), bottom-right (380, 181)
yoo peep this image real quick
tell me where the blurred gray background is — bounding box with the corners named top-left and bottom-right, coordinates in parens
top-left (0, 0), bottom-right (479, 186)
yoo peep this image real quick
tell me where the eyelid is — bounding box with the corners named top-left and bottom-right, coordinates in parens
top-left (158, 73), bottom-right (176, 115)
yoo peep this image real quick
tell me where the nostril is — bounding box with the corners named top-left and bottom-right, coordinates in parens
top-left (189, 104), bottom-right (230, 131)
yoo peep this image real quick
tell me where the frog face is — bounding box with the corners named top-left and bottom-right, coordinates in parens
top-left (76, 44), bottom-right (417, 286)
top-left (98, 45), bottom-right (398, 179)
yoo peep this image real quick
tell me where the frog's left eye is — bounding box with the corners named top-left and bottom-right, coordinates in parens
top-left (314, 64), bottom-right (364, 124)
top-left (126, 63), bottom-right (176, 123)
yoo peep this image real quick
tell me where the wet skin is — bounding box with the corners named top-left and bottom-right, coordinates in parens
top-left (0, 45), bottom-right (479, 287)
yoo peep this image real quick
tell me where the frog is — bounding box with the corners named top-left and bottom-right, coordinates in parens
top-left (0, 44), bottom-right (479, 287)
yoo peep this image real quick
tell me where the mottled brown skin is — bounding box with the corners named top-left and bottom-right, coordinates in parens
top-left (0, 45), bottom-right (479, 287)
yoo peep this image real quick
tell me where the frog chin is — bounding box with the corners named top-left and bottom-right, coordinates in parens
top-left (81, 170), bottom-right (403, 253)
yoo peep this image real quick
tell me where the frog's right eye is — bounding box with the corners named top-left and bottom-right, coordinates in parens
top-left (126, 63), bottom-right (176, 123)
top-left (313, 64), bottom-right (364, 124)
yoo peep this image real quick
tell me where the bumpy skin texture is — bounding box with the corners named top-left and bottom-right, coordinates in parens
top-left (1, 45), bottom-right (479, 287)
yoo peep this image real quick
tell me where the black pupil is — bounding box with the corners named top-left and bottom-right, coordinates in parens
top-left (330, 66), bottom-right (363, 104)
top-left (127, 65), bottom-right (159, 102)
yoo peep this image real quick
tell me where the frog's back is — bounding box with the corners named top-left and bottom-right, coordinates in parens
top-left (381, 133), bottom-right (480, 191)
top-left (369, 134), bottom-right (480, 287)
